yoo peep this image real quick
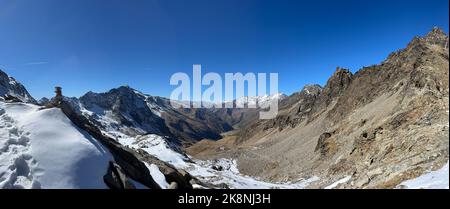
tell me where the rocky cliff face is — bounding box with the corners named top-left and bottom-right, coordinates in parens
top-left (0, 69), bottom-right (36, 103)
top-left (78, 86), bottom-right (172, 137)
top-left (188, 27), bottom-right (449, 188)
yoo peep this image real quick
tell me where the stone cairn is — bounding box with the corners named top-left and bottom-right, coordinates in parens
top-left (53, 86), bottom-right (63, 107)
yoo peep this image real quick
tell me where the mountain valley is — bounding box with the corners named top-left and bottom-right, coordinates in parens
top-left (1, 28), bottom-right (449, 189)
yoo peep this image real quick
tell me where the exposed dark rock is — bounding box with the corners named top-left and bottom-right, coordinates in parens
top-left (315, 132), bottom-right (332, 152)
top-left (168, 182), bottom-right (178, 189)
top-left (315, 132), bottom-right (337, 157)
top-left (104, 161), bottom-right (137, 189)
top-left (321, 67), bottom-right (353, 101)
top-left (2, 94), bottom-right (23, 103)
top-left (211, 165), bottom-right (223, 171)
top-left (351, 128), bottom-right (382, 156)
top-left (360, 129), bottom-right (377, 141)
top-left (136, 149), bottom-right (194, 189)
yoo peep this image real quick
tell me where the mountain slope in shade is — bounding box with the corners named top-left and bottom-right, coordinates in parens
top-left (65, 84), bottom-right (288, 147)
top-left (66, 86), bottom-right (234, 146)
top-left (0, 69), bottom-right (36, 103)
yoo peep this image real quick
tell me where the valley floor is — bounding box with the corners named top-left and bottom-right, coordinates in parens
top-left (115, 133), bottom-right (320, 189)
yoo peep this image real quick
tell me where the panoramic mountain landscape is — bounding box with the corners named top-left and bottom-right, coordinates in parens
top-left (1, 27), bottom-right (448, 189)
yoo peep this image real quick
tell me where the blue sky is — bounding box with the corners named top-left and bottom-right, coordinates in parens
top-left (0, 0), bottom-right (448, 99)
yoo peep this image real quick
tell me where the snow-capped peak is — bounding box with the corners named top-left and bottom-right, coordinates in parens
top-left (301, 84), bottom-right (322, 96)
top-left (226, 93), bottom-right (287, 108)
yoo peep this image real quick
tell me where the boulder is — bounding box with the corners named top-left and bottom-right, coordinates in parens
top-left (104, 161), bottom-right (136, 189)
top-left (315, 132), bottom-right (338, 158)
top-left (168, 182), bottom-right (178, 189)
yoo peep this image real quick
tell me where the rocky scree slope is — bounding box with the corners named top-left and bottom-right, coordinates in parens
top-left (190, 27), bottom-right (449, 189)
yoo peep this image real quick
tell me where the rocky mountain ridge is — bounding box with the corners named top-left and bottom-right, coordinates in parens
top-left (0, 69), bottom-right (36, 103)
top-left (187, 27), bottom-right (449, 188)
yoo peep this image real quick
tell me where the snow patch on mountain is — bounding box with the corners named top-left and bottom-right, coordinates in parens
top-left (145, 163), bottom-right (169, 189)
top-left (398, 161), bottom-right (449, 189)
top-left (324, 176), bottom-right (351, 189)
top-left (118, 134), bottom-right (189, 168)
top-left (186, 158), bottom-right (319, 189)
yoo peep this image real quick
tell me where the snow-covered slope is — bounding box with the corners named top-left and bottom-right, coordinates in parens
top-left (0, 102), bottom-right (112, 189)
top-left (324, 176), bottom-right (352, 189)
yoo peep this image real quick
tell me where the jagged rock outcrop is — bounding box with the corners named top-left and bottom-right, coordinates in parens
top-left (314, 132), bottom-right (336, 158)
top-left (423, 27), bottom-right (450, 48)
top-left (314, 68), bottom-right (353, 111)
top-left (104, 162), bottom-right (137, 189)
top-left (0, 69), bottom-right (36, 103)
top-left (301, 84), bottom-right (322, 96)
top-left (234, 28), bottom-right (447, 143)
